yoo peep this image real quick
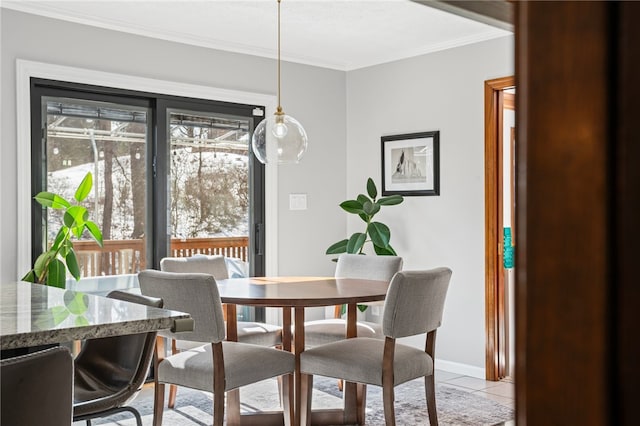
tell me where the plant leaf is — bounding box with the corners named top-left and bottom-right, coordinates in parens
top-left (46, 258), bottom-right (66, 288)
top-left (22, 270), bottom-right (37, 283)
top-left (74, 172), bottom-right (93, 202)
top-left (368, 222), bottom-right (391, 248)
top-left (362, 200), bottom-right (380, 216)
top-left (50, 227), bottom-right (67, 251)
top-left (357, 304), bottom-right (368, 312)
top-left (66, 249), bottom-right (81, 281)
top-left (346, 232), bottom-right (366, 254)
top-left (340, 200), bottom-right (364, 214)
top-left (34, 192), bottom-right (71, 209)
top-left (339, 304), bottom-right (346, 317)
top-left (356, 194), bottom-right (370, 205)
top-left (64, 205), bottom-right (88, 230)
top-left (366, 178), bottom-right (377, 199)
top-left (326, 239), bottom-right (348, 255)
top-left (84, 221), bottom-right (104, 247)
top-left (377, 195), bottom-right (404, 206)
top-left (34, 251), bottom-right (54, 278)
top-left (374, 244), bottom-right (397, 256)
top-left (59, 239), bottom-right (73, 258)
top-left (358, 213), bottom-right (369, 222)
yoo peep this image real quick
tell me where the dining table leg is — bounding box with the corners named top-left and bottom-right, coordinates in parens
top-left (282, 307), bottom-right (292, 352)
top-left (294, 306), bottom-right (305, 426)
top-left (342, 303), bottom-right (360, 424)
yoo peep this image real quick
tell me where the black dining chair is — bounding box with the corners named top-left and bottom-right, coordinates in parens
top-left (73, 290), bottom-right (163, 426)
top-left (1, 346), bottom-right (74, 426)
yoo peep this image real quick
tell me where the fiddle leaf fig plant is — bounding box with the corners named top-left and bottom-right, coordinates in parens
top-left (326, 177), bottom-right (403, 257)
top-left (22, 172), bottom-right (103, 288)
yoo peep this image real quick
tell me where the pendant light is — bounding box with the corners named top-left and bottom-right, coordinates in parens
top-left (252, 0), bottom-right (308, 164)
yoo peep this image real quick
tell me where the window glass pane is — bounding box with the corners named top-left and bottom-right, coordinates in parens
top-left (168, 109), bottom-right (251, 264)
top-left (44, 97), bottom-right (149, 278)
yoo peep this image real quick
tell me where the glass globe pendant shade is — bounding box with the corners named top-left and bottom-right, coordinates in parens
top-left (251, 112), bottom-right (308, 164)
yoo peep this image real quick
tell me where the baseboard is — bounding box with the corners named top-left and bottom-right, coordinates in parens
top-left (435, 358), bottom-right (486, 379)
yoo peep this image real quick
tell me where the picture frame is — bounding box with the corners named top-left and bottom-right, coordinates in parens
top-left (381, 131), bottom-right (440, 196)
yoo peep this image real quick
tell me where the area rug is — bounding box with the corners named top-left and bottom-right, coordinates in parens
top-left (87, 376), bottom-right (514, 426)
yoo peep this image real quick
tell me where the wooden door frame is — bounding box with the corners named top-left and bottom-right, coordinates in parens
top-left (484, 75), bottom-right (515, 381)
top-left (515, 2), bottom-right (640, 423)
top-left (429, 1), bottom-right (640, 422)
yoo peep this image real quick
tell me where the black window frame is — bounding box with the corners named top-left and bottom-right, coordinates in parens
top-left (30, 77), bottom-right (266, 277)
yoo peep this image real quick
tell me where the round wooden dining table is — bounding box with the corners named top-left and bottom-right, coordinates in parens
top-left (216, 276), bottom-right (390, 426)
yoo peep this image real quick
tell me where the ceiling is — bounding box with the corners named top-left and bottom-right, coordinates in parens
top-left (2, 0), bottom-right (512, 71)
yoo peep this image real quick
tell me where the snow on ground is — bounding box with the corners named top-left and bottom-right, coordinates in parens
top-left (46, 150), bottom-right (249, 241)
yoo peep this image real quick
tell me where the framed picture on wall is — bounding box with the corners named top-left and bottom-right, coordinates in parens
top-left (381, 131), bottom-right (440, 196)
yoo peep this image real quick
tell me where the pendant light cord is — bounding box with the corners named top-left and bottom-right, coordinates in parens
top-left (277, 0), bottom-right (282, 113)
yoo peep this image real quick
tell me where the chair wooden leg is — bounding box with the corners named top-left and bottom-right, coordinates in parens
top-left (168, 385), bottom-right (178, 409)
top-left (425, 374), bottom-right (438, 426)
top-left (226, 389), bottom-right (241, 425)
top-left (356, 383), bottom-right (367, 424)
top-left (168, 340), bottom-right (178, 408)
top-left (153, 382), bottom-right (165, 426)
top-left (382, 381), bottom-right (395, 426)
top-left (300, 373), bottom-right (313, 426)
top-left (212, 342), bottom-right (227, 426)
top-left (213, 390), bottom-right (225, 426)
top-left (281, 373), bottom-right (294, 426)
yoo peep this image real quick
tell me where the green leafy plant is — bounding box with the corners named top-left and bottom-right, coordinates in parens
top-left (326, 177), bottom-right (404, 257)
top-left (22, 172), bottom-right (103, 288)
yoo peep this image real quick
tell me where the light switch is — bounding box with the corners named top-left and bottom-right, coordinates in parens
top-left (289, 193), bottom-right (307, 210)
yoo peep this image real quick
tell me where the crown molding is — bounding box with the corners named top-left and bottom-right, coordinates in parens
top-left (3, 2), bottom-right (511, 72)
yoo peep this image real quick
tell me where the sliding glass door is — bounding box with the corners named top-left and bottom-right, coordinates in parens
top-left (164, 106), bottom-right (261, 275)
top-left (30, 79), bottom-right (265, 286)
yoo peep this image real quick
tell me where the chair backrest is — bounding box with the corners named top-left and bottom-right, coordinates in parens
top-left (73, 291), bottom-right (163, 397)
top-left (161, 255), bottom-right (229, 279)
top-left (1, 347), bottom-right (73, 425)
top-left (138, 269), bottom-right (226, 343)
top-left (335, 254), bottom-right (403, 281)
top-left (382, 268), bottom-right (452, 338)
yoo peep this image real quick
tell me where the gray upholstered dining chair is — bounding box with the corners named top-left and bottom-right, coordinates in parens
top-left (160, 255), bottom-right (282, 346)
top-left (160, 255), bottom-right (283, 407)
top-left (304, 253), bottom-right (403, 347)
top-left (1, 346), bottom-right (74, 426)
top-left (138, 269), bottom-right (295, 426)
top-left (300, 267), bottom-right (452, 426)
top-left (73, 291), bottom-right (163, 426)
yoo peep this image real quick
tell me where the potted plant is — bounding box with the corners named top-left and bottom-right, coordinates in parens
top-left (326, 177), bottom-right (403, 257)
top-left (22, 172), bottom-right (103, 288)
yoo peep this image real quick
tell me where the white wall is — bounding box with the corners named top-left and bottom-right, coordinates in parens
top-left (0, 9), bottom-right (346, 285)
top-left (346, 36), bottom-right (514, 373)
top-left (1, 8), bottom-right (515, 374)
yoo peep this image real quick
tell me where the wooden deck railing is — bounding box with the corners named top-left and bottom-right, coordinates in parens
top-left (72, 236), bottom-right (249, 277)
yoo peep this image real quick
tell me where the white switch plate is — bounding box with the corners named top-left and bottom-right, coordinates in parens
top-left (289, 193), bottom-right (307, 210)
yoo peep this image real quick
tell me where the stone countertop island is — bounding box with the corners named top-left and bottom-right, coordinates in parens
top-left (1, 281), bottom-right (192, 350)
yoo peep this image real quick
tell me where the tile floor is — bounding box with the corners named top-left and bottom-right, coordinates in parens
top-left (435, 369), bottom-right (515, 410)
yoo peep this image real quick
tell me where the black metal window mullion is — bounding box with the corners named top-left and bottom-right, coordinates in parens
top-left (29, 78), bottom-right (266, 280)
